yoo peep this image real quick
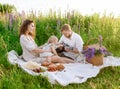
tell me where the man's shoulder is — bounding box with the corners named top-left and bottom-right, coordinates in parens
top-left (60, 35), bottom-right (65, 39)
top-left (73, 32), bottom-right (81, 38)
top-left (72, 32), bottom-right (84, 42)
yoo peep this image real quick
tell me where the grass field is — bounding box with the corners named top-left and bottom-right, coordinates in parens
top-left (0, 11), bottom-right (120, 89)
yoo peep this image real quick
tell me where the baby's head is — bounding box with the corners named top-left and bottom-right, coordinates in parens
top-left (48, 36), bottom-right (58, 44)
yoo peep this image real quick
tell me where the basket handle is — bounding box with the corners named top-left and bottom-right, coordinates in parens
top-left (85, 35), bottom-right (103, 47)
top-left (85, 38), bottom-right (99, 45)
top-left (99, 35), bottom-right (102, 47)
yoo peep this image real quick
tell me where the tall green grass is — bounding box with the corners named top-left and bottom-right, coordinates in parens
top-left (0, 11), bottom-right (120, 89)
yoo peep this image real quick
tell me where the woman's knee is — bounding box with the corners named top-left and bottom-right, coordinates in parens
top-left (44, 56), bottom-right (52, 62)
top-left (51, 56), bottom-right (64, 62)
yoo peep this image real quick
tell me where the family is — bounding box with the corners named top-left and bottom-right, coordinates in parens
top-left (19, 19), bottom-right (84, 64)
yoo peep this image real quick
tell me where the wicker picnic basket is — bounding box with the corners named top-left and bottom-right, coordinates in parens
top-left (86, 54), bottom-right (104, 66)
top-left (83, 36), bottom-right (105, 66)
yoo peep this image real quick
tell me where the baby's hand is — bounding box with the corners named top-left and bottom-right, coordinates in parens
top-left (57, 44), bottom-right (63, 48)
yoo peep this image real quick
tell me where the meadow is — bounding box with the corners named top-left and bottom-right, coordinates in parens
top-left (0, 11), bottom-right (120, 89)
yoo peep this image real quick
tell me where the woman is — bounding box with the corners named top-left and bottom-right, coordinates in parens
top-left (19, 19), bottom-right (74, 63)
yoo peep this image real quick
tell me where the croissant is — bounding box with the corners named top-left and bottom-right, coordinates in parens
top-left (47, 64), bottom-right (58, 72)
top-left (47, 64), bottom-right (65, 72)
top-left (41, 62), bottom-right (52, 66)
top-left (57, 64), bottom-right (65, 71)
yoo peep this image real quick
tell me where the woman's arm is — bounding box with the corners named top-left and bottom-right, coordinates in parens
top-left (20, 35), bottom-right (51, 54)
top-left (32, 48), bottom-right (51, 54)
top-left (38, 43), bottom-right (47, 49)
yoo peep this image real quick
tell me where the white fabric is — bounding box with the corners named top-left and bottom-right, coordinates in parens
top-left (20, 35), bottom-right (38, 60)
top-left (8, 50), bottom-right (120, 86)
top-left (20, 35), bottom-right (45, 63)
top-left (40, 43), bottom-right (54, 57)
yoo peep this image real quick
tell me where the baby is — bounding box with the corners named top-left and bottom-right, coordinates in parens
top-left (39, 35), bottom-right (59, 57)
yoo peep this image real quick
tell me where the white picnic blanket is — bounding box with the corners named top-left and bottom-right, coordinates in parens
top-left (7, 50), bottom-right (120, 86)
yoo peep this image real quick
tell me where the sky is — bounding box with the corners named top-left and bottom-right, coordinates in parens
top-left (0, 0), bottom-right (120, 17)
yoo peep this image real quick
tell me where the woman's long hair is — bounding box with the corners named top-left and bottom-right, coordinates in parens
top-left (19, 19), bottom-right (36, 39)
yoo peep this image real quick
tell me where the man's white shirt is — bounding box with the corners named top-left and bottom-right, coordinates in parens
top-left (59, 32), bottom-right (84, 60)
top-left (59, 32), bottom-right (84, 52)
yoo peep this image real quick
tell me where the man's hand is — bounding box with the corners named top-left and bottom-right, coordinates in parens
top-left (72, 48), bottom-right (79, 53)
top-left (65, 47), bottom-right (79, 53)
top-left (64, 47), bottom-right (70, 52)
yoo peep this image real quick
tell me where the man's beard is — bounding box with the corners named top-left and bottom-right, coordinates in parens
top-left (66, 34), bottom-right (71, 38)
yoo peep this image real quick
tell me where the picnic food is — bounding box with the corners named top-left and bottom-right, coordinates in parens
top-left (32, 68), bottom-right (42, 73)
top-left (47, 64), bottom-right (65, 72)
top-left (56, 64), bottom-right (65, 71)
top-left (41, 62), bottom-right (52, 66)
top-left (47, 64), bottom-right (58, 72)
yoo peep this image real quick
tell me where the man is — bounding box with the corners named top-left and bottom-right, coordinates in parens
top-left (59, 24), bottom-right (84, 61)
